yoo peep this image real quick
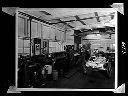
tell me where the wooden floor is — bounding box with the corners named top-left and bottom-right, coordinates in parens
top-left (44, 64), bottom-right (115, 89)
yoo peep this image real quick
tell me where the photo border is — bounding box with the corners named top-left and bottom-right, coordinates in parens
top-left (15, 8), bottom-right (118, 91)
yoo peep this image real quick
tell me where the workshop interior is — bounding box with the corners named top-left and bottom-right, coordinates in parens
top-left (16, 8), bottom-right (116, 89)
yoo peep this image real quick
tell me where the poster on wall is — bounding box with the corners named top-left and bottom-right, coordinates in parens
top-left (35, 44), bottom-right (40, 55)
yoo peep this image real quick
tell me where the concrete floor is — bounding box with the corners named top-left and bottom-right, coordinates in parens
top-left (44, 64), bottom-right (115, 89)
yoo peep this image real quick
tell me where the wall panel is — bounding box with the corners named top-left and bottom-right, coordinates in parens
top-left (37, 23), bottom-right (42, 38)
top-left (31, 21), bottom-right (38, 38)
top-left (82, 34), bottom-right (115, 53)
top-left (49, 27), bottom-right (55, 40)
top-left (66, 29), bottom-right (74, 45)
top-left (42, 25), bottom-right (50, 39)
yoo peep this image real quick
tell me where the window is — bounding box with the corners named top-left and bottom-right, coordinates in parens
top-left (31, 21), bottom-right (38, 38)
top-left (18, 17), bottom-right (25, 37)
top-left (18, 16), bottom-right (29, 37)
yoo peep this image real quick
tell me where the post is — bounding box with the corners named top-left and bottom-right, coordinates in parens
top-left (23, 38), bottom-right (24, 56)
top-left (29, 17), bottom-right (32, 57)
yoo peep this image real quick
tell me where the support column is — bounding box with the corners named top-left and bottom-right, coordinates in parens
top-left (74, 30), bottom-right (81, 51)
top-left (29, 17), bottom-right (32, 57)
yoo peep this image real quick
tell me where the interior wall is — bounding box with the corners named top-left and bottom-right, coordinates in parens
top-left (74, 30), bottom-right (81, 50)
top-left (65, 29), bottom-right (74, 45)
top-left (18, 13), bottom-right (74, 54)
top-left (81, 32), bottom-right (115, 54)
top-left (18, 15), bottom-right (30, 55)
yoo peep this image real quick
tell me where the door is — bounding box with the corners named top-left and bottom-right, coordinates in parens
top-left (41, 40), bottom-right (49, 54)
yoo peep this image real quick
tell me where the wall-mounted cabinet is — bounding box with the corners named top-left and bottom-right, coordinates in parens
top-left (18, 13), bottom-right (72, 55)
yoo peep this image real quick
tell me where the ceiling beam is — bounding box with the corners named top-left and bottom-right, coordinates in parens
top-left (94, 12), bottom-right (100, 22)
top-left (79, 27), bottom-right (115, 35)
top-left (57, 19), bottom-right (74, 28)
top-left (40, 11), bottom-right (52, 15)
top-left (50, 12), bottom-right (115, 24)
top-left (74, 15), bottom-right (86, 25)
top-left (78, 31), bottom-right (114, 36)
top-left (18, 11), bottom-right (51, 25)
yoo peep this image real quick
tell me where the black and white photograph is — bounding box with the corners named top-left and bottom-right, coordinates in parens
top-left (15, 8), bottom-right (118, 91)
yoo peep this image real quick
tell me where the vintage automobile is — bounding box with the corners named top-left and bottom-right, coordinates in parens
top-left (83, 53), bottom-right (112, 78)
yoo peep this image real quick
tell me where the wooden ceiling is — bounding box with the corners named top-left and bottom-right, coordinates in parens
top-left (2, 8), bottom-right (116, 31)
top-left (22, 8), bottom-right (115, 31)
top-left (16, 8), bottom-right (116, 32)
